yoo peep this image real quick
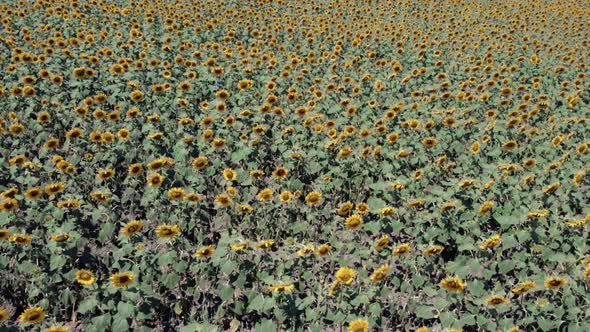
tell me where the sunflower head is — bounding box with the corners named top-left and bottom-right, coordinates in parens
top-left (19, 307), bottom-right (45, 325)
top-left (110, 272), bottom-right (136, 287)
top-left (121, 220), bottom-right (144, 237)
top-left (156, 224), bottom-right (180, 239)
top-left (335, 267), bottom-right (356, 285)
top-left (544, 276), bottom-right (567, 289)
top-left (196, 245), bottom-right (215, 259)
top-left (76, 269), bottom-right (96, 286)
top-left (440, 276), bottom-right (466, 293)
top-left (348, 319), bottom-right (369, 332)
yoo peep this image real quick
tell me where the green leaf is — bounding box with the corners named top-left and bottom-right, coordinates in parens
top-left (247, 294), bottom-right (265, 312)
top-left (50, 254), bottom-right (66, 271)
top-left (111, 315), bottom-right (129, 332)
top-left (98, 223), bottom-right (116, 242)
top-left (117, 302), bottom-right (135, 317)
top-left (255, 319), bottom-right (277, 332)
top-left (368, 197), bottom-right (386, 210)
top-left (78, 298), bottom-right (99, 314)
top-left (220, 286), bottom-right (234, 301)
top-left (415, 305), bottom-right (435, 319)
top-left (221, 260), bottom-right (237, 275)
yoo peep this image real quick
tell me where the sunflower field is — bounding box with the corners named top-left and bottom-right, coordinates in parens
top-left (0, 0), bottom-right (589, 331)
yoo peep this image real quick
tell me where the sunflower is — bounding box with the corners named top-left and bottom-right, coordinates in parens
top-left (393, 243), bottom-right (411, 256)
top-left (305, 191), bottom-right (322, 206)
top-left (544, 276), bottom-right (567, 289)
top-left (355, 202), bottom-right (369, 214)
top-left (422, 137), bottom-right (438, 148)
top-left (257, 188), bottom-right (274, 202)
top-left (192, 156), bottom-right (208, 170)
top-left (348, 319), bottom-right (369, 332)
top-left (235, 204), bottom-right (253, 214)
top-left (470, 141), bottom-right (481, 154)
top-left (337, 201), bottom-right (354, 216)
top-left (479, 235), bottom-right (501, 250)
top-left (155, 225), bottom-right (180, 239)
top-left (501, 140), bottom-right (518, 151)
top-left (272, 166), bottom-right (289, 179)
top-left (511, 280), bottom-right (536, 295)
top-left (478, 201), bottom-right (494, 214)
top-left (379, 207), bottom-right (396, 216)
top-left (316, 244), bottom-right (332, 256)
top-left (268, 284), bottom-right (295, 293)
top-left (0, 198), bottom-right (18, 212)
top-left (196, 245), bottom-right (215, 259)
top-left (0, 229), bottom-right (10, 241)
top-left (484, 295), bottom-right (510, 306)
top-left (223, 168), bottom-right (237, 181)
top-left (97, 169), bottom-right (115, 180)
top-left (335, 267), bottom-right (356, 285)
top-left (440, 276), bottom-right (466, 293)
top-left (0, 307), bottom-right (9, 321)
top-left (344, 214), bottom-right (363, 230)
top-left (373, 235), bottom-right (390, 251)
top-left (19, 307), bottom-right (45, 324)
top-left (147, 173), bottom-right (164, 187)
top-left (121, 220), bottom-right (144, 237)
top-left (256, 240), bottom-right (274, 250)
top-left (9, 234), bottom-right (32, 245)
top-left (370, 264), bottom-right (389, 282)
top-left (167, 188), bottom-right (185, 200)
top-left (75, 269), bottom-right (96, 285)
top-left (215, 194), bottom-right (233, 208)
top-left (50, 233), bottom-right (70, 242)
top-left (279, 191), bottom-right (292, 203)
top-left (128, 163), bottom-right (143, 176)
top-left (423, 245), bottom-right (444, 256)
top-left (130, 90), bottom-right (144, 102)
top-left (110, 272), bottom-right (136, 287)
top-left (43, 326), bottom-right (70, 332)
top-left (229, 242), bottom-right (250, 251)
top-left (542, 182), bottom-right (561, 193)
top-left (185, 193), bottom-right (204, 203)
